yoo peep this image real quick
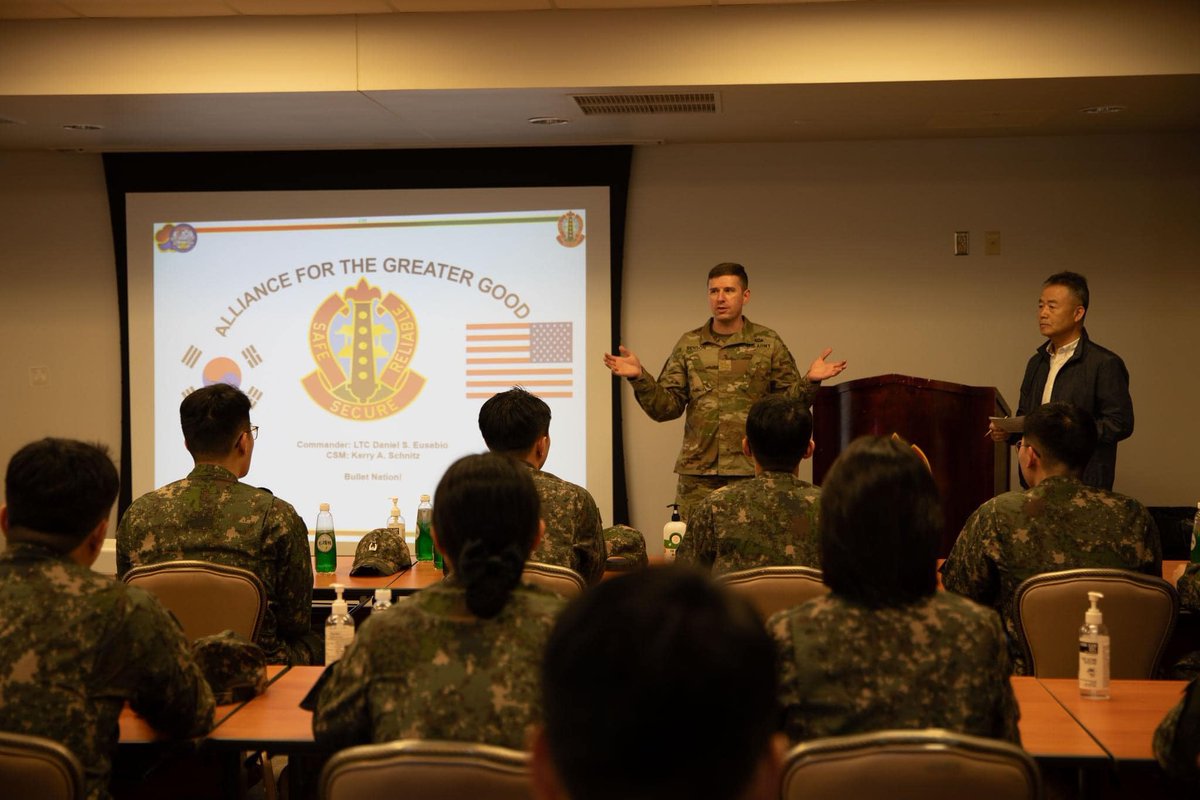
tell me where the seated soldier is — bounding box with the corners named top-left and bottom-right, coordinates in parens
top-left (312, 453), bottom-right (566, 751)
top-left (478, 387), bottom-right (608, 584)
top-left (117, 383), bottom-right (320, 664)
top-left (770, 435), bottom-right (1020, 744)
top-left (0, 438), bottom-right (214, 800)
top-left (942, 402), bottom-right (1161, 673)
top-left (677, 395), bottom-right (820, 575)
top-left (532, 567), bottom-right (782, 800)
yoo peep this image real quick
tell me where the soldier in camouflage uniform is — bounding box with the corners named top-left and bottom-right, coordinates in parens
top-left (0, 439), bottom-right (214, 800)
top-left (1153, 677), bottom-right (1200, 787)
top-left (770, 436), bottom-right (1020, 745)
top-left (478, 387), bottom-right (610, 584)
top-left (312, 453), bottom-right (566, 751)
top-left (677, 396), bottom-right (821, 575)
top-left (116, 384), bottom-right (320, 665)
top-left (604, 263), bottom-right (846, 520)
top-left (943, 402), bottom-right (1161, 674)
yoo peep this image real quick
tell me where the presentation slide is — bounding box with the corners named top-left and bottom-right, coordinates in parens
top-left (125, 188), bottom-right (612, 536)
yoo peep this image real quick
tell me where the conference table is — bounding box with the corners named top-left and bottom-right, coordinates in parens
top-left (312, 556), bottom-right (443, 599)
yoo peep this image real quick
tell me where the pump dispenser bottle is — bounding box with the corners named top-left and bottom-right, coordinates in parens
top-left (1078, 591), bottom-right (1110, 699)
top-left (663, 503), bottom-right (686, 561)
top-left (387, 497), bottom-right (405, 537)
top-left (324, 583), bottom-right (355, 664)
top-left (373, 588), bottom-right (393, 615)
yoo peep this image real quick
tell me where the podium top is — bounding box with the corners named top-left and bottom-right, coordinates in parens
top-left (819, 373), bottom-right (1007, 404)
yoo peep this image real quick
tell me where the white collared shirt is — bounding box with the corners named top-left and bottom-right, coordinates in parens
top-left (1042, 337), bottom-right (1080, 404)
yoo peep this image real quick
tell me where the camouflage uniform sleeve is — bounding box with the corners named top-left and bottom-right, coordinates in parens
top-left (675, 497), bottom-right (715, 570)
top-left (766, 610), bottom-right (803, 739)
top-left (941, 506), bottom-right (999, 607)
top-left (628, 337), bottom-right (691, 422)
top-left (1179, 564), bottom-right (1200, 614)
top-left (107, 587), bottom-right (215, 739)
top-left (986, 610), bottom-right (1022, 744)
top-left (312, 623), bottom-right (374, 749)
top-left (1137, 507), bottom-right (1163, 577)
top-left (1153, 678), bottom-right (1200, 787)
top-left (769, 337), bottom-right (816, 407)
top-left (573, 490), bottom-right (607, 585)
top-left (271, 501), bottom-right (316, 639)
top-left (115, 507), bottom-right (136, 578)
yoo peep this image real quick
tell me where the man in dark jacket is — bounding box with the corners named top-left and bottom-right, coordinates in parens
top-left (989, 271), bottom-right (1132, 489)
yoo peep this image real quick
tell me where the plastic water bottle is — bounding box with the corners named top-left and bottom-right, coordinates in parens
top-left (416, 494), bottom-right (434, 562)
top-left (324, 583), bottom-right (355, 664)
top-left (315, 503), bottom-right (336, 573)
top-left (1078, 591), bottom-right (1110, 699)
top-left (373, 588), bottom-right (393, 614)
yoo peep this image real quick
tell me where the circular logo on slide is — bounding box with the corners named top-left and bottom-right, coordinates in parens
top-left (300, 278), bottom-right (426, 421)
top-left (556, 211), bottom-right (585, 248)
top-left (202, 357), bottom-right (242, 387)
top-left (155, 223), bottom-right (198, 253)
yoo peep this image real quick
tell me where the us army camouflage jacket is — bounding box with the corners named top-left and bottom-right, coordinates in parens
top-left (769, 592), bottom-right (1020, 745)
top-left (941, 475), bottom-right (1161, 674)
top-left (524, 463), bottom-right (606, 585)
top-left (116, 463), bottom-right (318, 664)
top-left (629, 318), bottom-right (815, 476)
top-left (0, 541), bottom-right (214, 800)
top-left (676, 471), bottom-right (820, 576)
top-left (312, 576), bottom-right (566, 751)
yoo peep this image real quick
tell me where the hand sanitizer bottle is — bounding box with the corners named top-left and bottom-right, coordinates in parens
top-left (324, 583), bottom-right (355, 664)
top-left (1078, 591), bottom-right (1110, 699)
top-left (373, 588), bottom-right (393, 615)
top-left (663, 503), bottom-right (686, 561)
top-left (387, 497), bottom-right (405, 537)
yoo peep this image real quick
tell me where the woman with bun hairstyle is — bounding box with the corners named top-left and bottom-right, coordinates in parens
top-left (313, 452), bottom-right (566, 750)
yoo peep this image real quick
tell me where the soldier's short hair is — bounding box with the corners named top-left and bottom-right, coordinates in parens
top-left (746, 396), bottom-right (812, 472)
top-left (540, 567), bottom-right (777, 800)
top-left (707, 262), bottom-right (749, 290)
top-left (820, 436), bottom-right (941, 608)
top-left (1044, 271), bottom-right (1089, 316)
top-left (433, 453), bottom-right (540, 619)
top-left (180, 384), bottom-right (252, 459)
top-left (1023, 402), bottom-right (1097, 474)
top-left (5, 438), bottom-right (119, 543)
top-left (478, 388), bottom-right (551, 455)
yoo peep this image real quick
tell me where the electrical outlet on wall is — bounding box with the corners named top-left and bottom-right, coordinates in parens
top-left (954, 231), bottom-right (969, 256)
top-left (29, 366), bottom-right (50, 386)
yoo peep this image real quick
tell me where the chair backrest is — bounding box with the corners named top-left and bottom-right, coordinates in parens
top-left (1014, 568), bottom-right (1178, 679)
top-left (781, 729), bottom-right (1041, 800)
top-left (521, 562), bottom-right (587, 598)
top-left (123, 560), bottom-right (267, 642)
top-left (716, 565), bottom-right (829, 620)
top-left (320, 739), bottom-right (531, 800)
top-left (0, 731), bottom-right (85, 800)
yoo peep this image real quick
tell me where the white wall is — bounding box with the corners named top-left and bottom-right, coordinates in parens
top-left (1, 133), bottom-right (1198, 554)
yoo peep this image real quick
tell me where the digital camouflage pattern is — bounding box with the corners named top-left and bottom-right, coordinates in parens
top-left (768, 591), bottom-right (1020, 745)
top-left (1153, 678), bottom-right (1200, 787)
top-left (629, 318), bottom-right (814, 479)
top-left (191, 630), bottom-right (267, 705)
top-left (0, 542), bottom-right (214, 800)
top-left (116, 463), bottom-right (320, 665)
top-left (675, 474), bottom-right (748, 524)
top-left (604, 524), bottom-right (648, 569)
top-left (676, 471), bottom-right (820, 576)
top-left (311, 576), bottom-right (565, 751)
top-left (941, 475), bottom-right (1162, 674)
top-left (524, 463), bottom-right (607, 585)
top-left (1180, 564), bottom-right (1200, 613)
top-left (351, 528), bottom-right (412, 576)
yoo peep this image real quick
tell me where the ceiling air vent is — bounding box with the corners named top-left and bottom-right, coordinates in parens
top-left (571, 92), bottom-right (720, 116)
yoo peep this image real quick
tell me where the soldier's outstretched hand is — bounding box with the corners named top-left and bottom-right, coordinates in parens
top-left (603, 346), bottom-right (643, 379)
top-left (806, 348), bottom-right (847, 382)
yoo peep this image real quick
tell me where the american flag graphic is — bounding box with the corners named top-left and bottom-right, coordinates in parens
top-left (465, 322), bottom-right (574, 399)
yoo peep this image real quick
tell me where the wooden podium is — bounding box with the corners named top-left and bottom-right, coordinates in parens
top-left (812, 374), bottom-right (1011, 557)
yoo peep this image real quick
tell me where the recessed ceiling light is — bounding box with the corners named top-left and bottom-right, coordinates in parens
top-left (1080, 106), bottom-right (1126, 115)
top-left (527, 117), bottom-right (569, 126)
top-left (62, 123), bottom-right (104, 131)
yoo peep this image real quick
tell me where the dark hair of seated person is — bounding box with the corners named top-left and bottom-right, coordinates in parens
top-left (1022, 401), bottom-right (1098, 474)
top-left (433, 452), bottom-right (541, 619)
top-left (539, 567), bottom-right (778, 800)
top-left (5, 437), bottom-right (119, 545)
top-left (819, 435), bottom-right (942, 608)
